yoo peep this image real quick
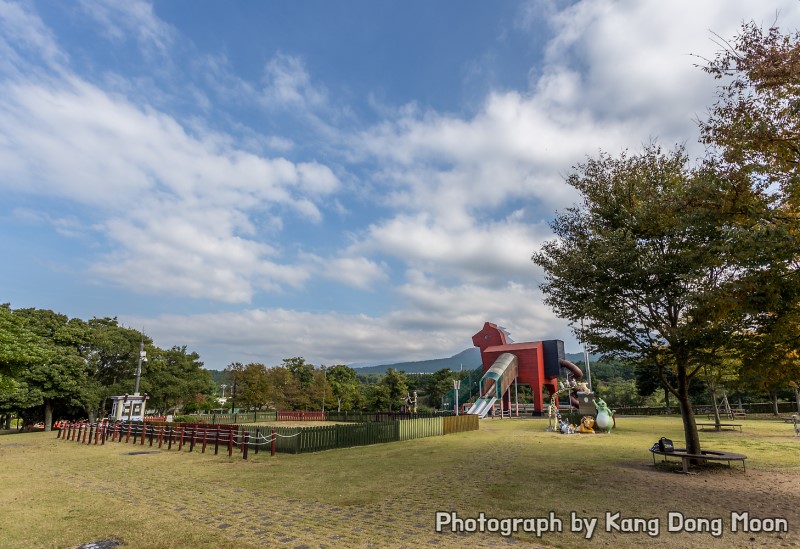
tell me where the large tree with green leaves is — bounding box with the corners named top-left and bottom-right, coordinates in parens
top-left (142, 346), bottom-right (213, 414)
top-left (532, 145), bottom-right (758, 455)
top-left (325, 364), bottom-right (361, 412)
top-left (699, 21), bottom-right (800, 410)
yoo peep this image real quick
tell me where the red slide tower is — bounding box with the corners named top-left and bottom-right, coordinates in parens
top-left (472, 322), bottom-right (563, 415)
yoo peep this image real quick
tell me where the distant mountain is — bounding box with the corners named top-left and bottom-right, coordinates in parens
top-left (353, 348), bottom-right (599, 375)
top-left (352, 348), bottom-right (482, 375)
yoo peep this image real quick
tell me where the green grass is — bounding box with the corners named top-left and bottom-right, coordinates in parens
top-left (1, 417), bottom-right (798, 548)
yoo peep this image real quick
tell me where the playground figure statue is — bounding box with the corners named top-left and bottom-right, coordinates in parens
top-left (593, 397), bottom-right (616, 431)
top-left (576, 415), bottom-right (595, 434)
top-left (559, 420), bottom-right (575, 434)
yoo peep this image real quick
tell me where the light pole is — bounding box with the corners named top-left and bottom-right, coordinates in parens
top-left (321, 366), bottom-right (326, 413)
top-left (454, 379), bottom-right (461, 416)
top-left (220, 384), bottom-right (227, 399)
top-left (134, 333), bottom-right (146, 396)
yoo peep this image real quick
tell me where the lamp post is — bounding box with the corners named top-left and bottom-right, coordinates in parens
top-left (133, 334), bottom-right (146, 396)
top-left (454, 379), bottom-right (461, 416)
top-left (321, 366), bottom-right (326, 413)
top-left (220, 384), bottom-right (227, 399)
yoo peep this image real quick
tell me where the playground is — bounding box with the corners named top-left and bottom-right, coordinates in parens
top-left (1, 416), bottom-right (797, 548)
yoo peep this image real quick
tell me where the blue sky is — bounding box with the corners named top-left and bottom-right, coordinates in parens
top-left (2, 0), bottom-right (798, 370)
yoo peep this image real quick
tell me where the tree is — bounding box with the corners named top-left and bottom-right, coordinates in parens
top-left (142, 346), bottom-right (213, 414)
top-left (12, 308), bottom-right (95, 430)
top-left (264, 366), bottom-right (302, 410)
top-left (379, 368), bottom-right (408, 412)
top-left (84, 318), bottom-right (147, 416)
top-left (326, 364), bottom-right (361, 411)
top-left (532, 145), bottom-right (753, 455)
top-left (700, 22), bottom-right (800, 406)
top-left (0, 305), bottom-right (51, 378)
top-left (426, 368), bottom-right (455, 410)
top-left (236, 363), bottom-right (271, 410)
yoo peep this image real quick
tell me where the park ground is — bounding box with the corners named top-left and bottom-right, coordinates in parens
top-left (0, 416), bottom-right (798, 549)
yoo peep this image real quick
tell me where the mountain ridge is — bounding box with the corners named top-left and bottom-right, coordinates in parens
top-left (352, 348), bottom-right (597, 375)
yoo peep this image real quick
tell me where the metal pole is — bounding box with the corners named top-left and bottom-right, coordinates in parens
top-left (582, 318), bottom-right (592, 391)
top-left (454, 379), bottom-right (460, 416)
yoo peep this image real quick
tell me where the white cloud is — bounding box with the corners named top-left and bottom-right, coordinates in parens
top-left (0, 0), bottom-right (67, 74)
top-left (124, 285), bottom-right (574, 368)
top-left (0, 12), bottom-right (341, 303)
top-left (78, 0), bottom-right (175, 58)
top-left (262, 53), bottom-right (327, 111)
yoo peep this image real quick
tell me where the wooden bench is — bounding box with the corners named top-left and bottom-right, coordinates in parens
top-left (650, 447), bottom-right (747, 473)
top-left (696, 422), bottom-right (742, 432)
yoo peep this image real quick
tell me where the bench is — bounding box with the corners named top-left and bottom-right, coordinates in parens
top-left (650, 447), bottom-right (747, 473)
top-left (695, 422), bottom-right (742, 432)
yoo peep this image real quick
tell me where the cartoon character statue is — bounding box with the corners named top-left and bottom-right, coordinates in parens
top-left (576, 415), bottom-right (595, 433)
top-left (559, 420), bottom-right (575, 434)
top-left (593, 397), bottom-right (616, 431)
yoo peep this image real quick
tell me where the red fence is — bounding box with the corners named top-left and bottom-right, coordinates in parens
top-left (56, 421), bottom-right (276, 460)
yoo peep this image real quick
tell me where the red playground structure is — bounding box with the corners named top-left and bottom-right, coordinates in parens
top-left (469, 322), bottom-right (567, 417)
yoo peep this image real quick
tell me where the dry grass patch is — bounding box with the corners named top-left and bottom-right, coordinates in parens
top-left (0, 417), bottom-right (797, 548)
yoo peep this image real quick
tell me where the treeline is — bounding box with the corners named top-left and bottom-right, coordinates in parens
top-left (221, 360), bottom-right (473, 413)
top-left (0, 305), bottom-right (213, 430)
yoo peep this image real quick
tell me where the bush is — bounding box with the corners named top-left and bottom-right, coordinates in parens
top-left (172, 415), bottom-right (207, 424)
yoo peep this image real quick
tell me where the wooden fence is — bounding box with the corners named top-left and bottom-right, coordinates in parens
top-left (276, 411), bottom-right (326, 421)
top-left (57, 412), bottom-right (480, 458)
top-left (324, 411), bottom-right (453, 422)
top-left (443, 414), bottom-right (479, 434)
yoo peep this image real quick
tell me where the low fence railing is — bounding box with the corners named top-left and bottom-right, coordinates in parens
top-left (57, 412), bottom-right (480, 458)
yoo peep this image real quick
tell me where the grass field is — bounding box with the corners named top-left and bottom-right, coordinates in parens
top-left (1, 416), bottom-right (798, 548)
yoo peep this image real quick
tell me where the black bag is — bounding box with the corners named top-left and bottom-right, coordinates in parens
top-left (658, 437), bottom-right (674, 452)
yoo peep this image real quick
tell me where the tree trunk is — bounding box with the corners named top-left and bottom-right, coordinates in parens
top-left (337, 397), bottom-right (341, 413)
top-left (664, 388), bottom-right (671, 415)
top-left (4, 414), bottom-right (10, 430)
top-left (676, 362), bottom-right (701, 458)
top-left (770, 391), bottom-right (780, 416)
top-left (710, 385), bottom-right (721, 430)
top-left (44, 400), bottom-right (53, 432)
top-left (795, 387), bottom-right (800, 414)
top-left (87, 408), bottom-right (96, 423)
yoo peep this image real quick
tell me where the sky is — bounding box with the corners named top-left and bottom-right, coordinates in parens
top-left (2, 0), bottom-right (799, 370)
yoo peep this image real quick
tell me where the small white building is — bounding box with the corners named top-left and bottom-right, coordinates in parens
top-left (110, 393), bottom-right (149, 422)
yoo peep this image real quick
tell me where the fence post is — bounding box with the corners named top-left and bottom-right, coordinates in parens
top-left (141, 424), bottom-right (146, 446)
top-left (271, 429), bottom-right (276, 456)
top-left (158, 426), bottom-right (164, 448)
top-left (82, 423), bottom-right (89, 444)
top-left (125, 423), bottom-right (132, 444)
top-left (202, 428), bottom-right (208, 453)
top-left (254, 428), bottom-right (260, 455)
top-left (168, 427), bottom-right (173, 450)
top-left (214, 427), bottom-right (220, 455)
top-left (178, 427), bottom-right (185, 451)
top-left (243, 432), bottom-right (249, 460)
top-left (227, 430), bottom-right (234, 457)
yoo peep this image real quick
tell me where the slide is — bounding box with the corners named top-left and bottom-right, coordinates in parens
top-left (559, 359), bottom-right (596, 414)
top-left (466, 396), bottom-right (497, 418)
top-left (467, 353), bottom-right (518, 418)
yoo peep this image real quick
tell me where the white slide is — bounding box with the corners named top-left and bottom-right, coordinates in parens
top-left (466, 396), bottom-right (497, 418)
